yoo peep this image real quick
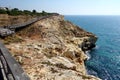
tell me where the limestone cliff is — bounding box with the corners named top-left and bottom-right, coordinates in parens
top-left (4, 15), bottom-right (100, 80)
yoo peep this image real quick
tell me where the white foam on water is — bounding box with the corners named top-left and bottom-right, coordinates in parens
top-left (85, 50), bottom-right (91, 60)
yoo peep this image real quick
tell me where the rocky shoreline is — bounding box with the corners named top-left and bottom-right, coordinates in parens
top-left (2, 14), bottom-right (100, 80)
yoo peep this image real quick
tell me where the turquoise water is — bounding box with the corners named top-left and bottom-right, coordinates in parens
top-left (65, 15), bottom-right (120, 80)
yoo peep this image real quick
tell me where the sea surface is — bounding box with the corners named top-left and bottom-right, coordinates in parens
top-left (65, 15), bottom-right (120, 80)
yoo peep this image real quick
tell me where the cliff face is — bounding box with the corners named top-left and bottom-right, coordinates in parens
top-left (4, 15), bottom-right (100, 80)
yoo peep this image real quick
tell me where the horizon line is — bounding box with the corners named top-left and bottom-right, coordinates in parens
top-left (63, 14), bottom-right (120, 16)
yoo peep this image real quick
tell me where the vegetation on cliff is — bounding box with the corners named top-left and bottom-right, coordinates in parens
top-left (0, 7), bottom-right (51, 16)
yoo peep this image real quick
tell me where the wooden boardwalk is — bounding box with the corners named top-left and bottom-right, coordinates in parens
top-left (0, 14), bottom-right (59, 37)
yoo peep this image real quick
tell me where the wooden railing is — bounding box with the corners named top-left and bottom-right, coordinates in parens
top-left (0, 41), bottom-right (30, 80)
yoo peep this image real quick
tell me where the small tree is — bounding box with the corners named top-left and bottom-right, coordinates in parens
top-left (8, 8), bottom-right (21, 15)
top-left (32, 9), bottom-right (36, 14)
top-left (42, 10), bottom-right (47, 16)
top-left (13, 8), bottom-right (19, 11)
top-left (23, 10), bottom-right (31, 15)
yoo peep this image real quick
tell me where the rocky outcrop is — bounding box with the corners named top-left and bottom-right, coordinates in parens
top-left (4, 15), bottom-right (100, 80)
top-left (81, 36), bottom-right (97, 51)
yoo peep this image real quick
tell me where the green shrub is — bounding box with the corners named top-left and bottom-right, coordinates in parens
top-left (0, 9), bottom-right (7, 14)
top-left (0, 7), bottom-right (53, 16)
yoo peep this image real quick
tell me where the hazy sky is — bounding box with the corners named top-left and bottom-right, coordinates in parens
top-left (0, 0), bottom-right (120, 15)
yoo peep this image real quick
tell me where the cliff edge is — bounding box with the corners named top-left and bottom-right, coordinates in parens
top-left (4, 15), bottom-right (100, 80)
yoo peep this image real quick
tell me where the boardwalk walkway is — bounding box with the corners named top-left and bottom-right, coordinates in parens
top-left (0, 14), bottom-right (59, 37)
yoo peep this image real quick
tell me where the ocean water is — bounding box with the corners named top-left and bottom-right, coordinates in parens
top-left (65, 15), bottom-right (120, 80)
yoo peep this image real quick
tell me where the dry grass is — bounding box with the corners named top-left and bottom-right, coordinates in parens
top-left (2, 35), bottom-right (23, 44)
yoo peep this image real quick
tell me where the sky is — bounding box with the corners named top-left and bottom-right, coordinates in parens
top-left (0, 0), bottom-right (120, 15)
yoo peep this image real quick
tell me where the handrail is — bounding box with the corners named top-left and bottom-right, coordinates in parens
top-left (0, 41), bottom-right (30, 80)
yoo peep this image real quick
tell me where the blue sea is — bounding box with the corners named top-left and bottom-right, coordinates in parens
top-left (65, 15), bottom-right (120, 80)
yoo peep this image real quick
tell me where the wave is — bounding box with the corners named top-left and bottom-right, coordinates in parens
top-left (85, 45), bottom-right (99, 60)
top-left (85, 50), bottom-right (91, 60)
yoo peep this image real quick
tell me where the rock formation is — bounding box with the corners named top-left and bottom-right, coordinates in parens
top-left (3, 15), bottom-right (100, 80)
